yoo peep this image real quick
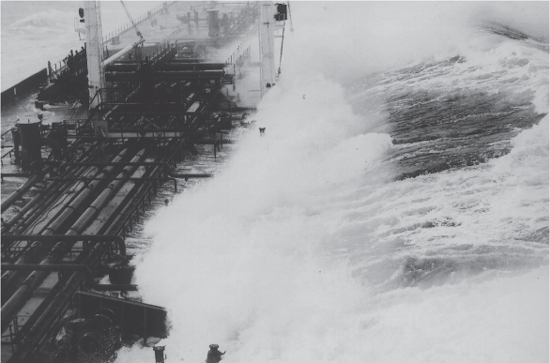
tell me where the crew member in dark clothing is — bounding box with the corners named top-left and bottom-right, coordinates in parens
top-left (206, 344), bottom-right (225, 363)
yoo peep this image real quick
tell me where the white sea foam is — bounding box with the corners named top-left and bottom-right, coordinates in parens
top-left (108, 2), bottom-right (548, 363)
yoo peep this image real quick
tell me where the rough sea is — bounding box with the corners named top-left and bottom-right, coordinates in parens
top-left (1, 1), bottom-right (157, 91)
top-left (2, 2), bottom-right (548, 363)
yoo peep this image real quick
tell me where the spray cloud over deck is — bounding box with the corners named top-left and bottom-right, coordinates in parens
top-left (117, 2), bottom-right (548, 363)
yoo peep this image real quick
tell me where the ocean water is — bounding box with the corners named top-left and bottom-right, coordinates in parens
top-left (3, 1), bottom-right (548, 363)
top-left (1, 1), bottom-right (157, 91)
top-left (113, 2), bottom-right (549, 363)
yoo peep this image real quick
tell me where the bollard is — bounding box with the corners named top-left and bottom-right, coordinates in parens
top-left (153, 346), bottom-right (166, 363)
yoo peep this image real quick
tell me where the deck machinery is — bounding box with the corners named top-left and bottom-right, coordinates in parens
top-left (1, 2), bottom-right (261, 362)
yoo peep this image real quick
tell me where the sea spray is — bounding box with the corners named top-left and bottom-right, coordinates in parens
top-left (115, 2), bottom-right (548, 363)
top-left (120, 67), bottom-right (393, 362)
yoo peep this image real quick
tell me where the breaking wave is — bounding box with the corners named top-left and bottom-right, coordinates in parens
top-left (8, 10), bottom-right (74, 33)
top-left (112, 2), bottom-right (548, 363)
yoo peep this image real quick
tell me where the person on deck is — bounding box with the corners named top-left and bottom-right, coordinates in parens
top-left (206, 344), bottom-right (226, 363)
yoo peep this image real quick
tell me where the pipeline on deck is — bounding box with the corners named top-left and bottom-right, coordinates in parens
top-left (1, 2), bottom-right (260, 362)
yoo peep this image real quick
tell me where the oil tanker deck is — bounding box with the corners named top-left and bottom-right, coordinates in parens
top-left (0, 2), bottom-right (277, 362)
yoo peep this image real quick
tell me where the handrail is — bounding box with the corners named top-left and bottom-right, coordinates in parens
top-left (1, 128), bottom-right (13, 138)
top-left (45, 2), bottom-right (176, 83)
top-left (1, 148), bottom-right (15, 160)
top-left (101, 2), bottom-right (176, 45)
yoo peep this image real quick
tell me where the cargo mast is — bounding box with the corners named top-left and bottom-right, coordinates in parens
top-left (83, 1), bottom-right (105, 110)
top-left (259, 2), bottom-right (276, 97)
top-left (259, 2), bottom-right (288, 97)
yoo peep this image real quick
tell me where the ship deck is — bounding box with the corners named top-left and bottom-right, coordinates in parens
top-left (1, 2), bottom-right (260, 362)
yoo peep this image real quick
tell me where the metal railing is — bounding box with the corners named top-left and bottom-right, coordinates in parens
top-left (47, 2), bottom-right (176, 83)
top-left (102, 2), bottom-right (174, 44)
